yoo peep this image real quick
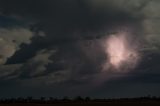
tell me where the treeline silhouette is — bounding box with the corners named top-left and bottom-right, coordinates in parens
top-left (0, 96), bottom-right (160, 104)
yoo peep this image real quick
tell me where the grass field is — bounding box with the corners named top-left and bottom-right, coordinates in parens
top-left (0, 101), bottom-right (160, 106)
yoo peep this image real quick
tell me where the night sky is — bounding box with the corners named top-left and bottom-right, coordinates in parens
top-left (0, 0), bottom-right (160, 98)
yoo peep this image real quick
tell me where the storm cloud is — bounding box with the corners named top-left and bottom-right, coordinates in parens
top-left (0, 0), bottom-right (159, 98)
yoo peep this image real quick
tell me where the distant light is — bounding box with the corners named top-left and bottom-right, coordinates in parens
top-left (103, 32), bottom-right (139, 71)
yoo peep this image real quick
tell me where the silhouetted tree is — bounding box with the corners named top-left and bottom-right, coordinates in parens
top-left (40, 97), bottom-right (46, 103)
top-left (27, 96), bottom-right (33, 102)
top-left (17, 97), bottom-right (24, 102)
top-left (74, 96), bottom-right (84, 101)
top-left (49, 97), bottom-right (54, 101)
top-left (85, 97), bottom-right (91, 101)
top-left (62, 96), bottom-right (70, 101)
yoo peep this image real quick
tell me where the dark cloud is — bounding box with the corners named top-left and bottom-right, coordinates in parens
top-left (0, 0), bottom-right (141, 82)
top-left (0, 0), bottom-right (159, 98)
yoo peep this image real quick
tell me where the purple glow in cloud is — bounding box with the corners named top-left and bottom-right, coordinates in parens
top-left (102, 32), bottom-right (140, 72)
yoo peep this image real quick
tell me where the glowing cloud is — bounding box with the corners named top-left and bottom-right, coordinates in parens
top-left (103, 32), bottom-right (139, 71)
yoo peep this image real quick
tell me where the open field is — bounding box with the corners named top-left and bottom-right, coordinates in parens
top-left (1, 101), bottom-right (160, 106)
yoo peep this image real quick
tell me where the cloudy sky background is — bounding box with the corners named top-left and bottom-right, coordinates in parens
top-left (0, 0), bottom-right (159, 98)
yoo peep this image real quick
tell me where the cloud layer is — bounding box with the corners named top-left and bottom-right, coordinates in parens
top-left (0, 28), bottom-right (34, 64)
top-left (0, 0), bottom-right (159, 97)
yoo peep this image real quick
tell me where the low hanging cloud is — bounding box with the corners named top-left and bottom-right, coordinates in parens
top-left (0, 64), bottom-right (22, 80)
top-left (17, 49), bottom-right (72, 85)
top-left (0, 28), bottom-right (35, 64)
top-left (19, 49), bottom-right (55, 78)
top-left (0, 0), bottom-right (159, 86)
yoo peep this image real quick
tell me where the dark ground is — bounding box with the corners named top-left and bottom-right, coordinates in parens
top-left (1, 97), bottom-right (160, 106)
top-left (1, 101), bottom-right (160, 106)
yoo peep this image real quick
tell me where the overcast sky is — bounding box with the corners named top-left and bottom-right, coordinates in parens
top-left (0, 0), bottom-right (160, 98)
